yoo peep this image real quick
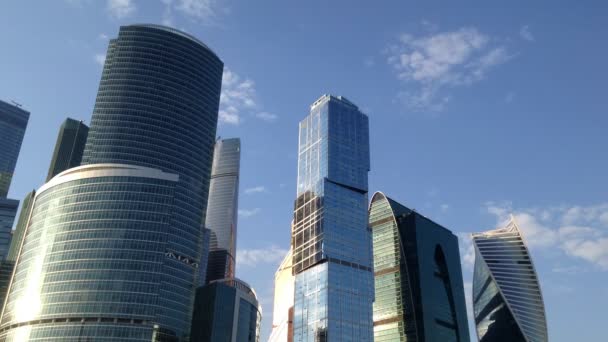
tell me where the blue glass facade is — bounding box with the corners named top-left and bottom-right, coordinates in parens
top-left (369, 192), bottom-right (470, 342)
top-left (0, 100), bottom-right (29, 199)
top-left (0, 199), bottom-right (18, 261)
top-left (46, 118), bottom-right (88, 181)
top-left (205, 138), bottom-right (240, 283)
top-left (190, 278), bottom-right (261, 342)
top-left (472, 220), bottom-right (548, 342)
top-left (0, 24), bottom-right (223, 341)
top-left (292, 95), bottom-right (373, 341)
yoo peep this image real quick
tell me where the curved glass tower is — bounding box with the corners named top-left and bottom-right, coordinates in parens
top-left (204, 138), bottom-right (240, 283)
top-left (0, 24), bottom-right (223, 341)
top-left (190, 278), bottom-right (261, 342)
top-left (472, 219), bottom-right (548, 342)
top-left (369, 192), bottom-right (469, 342)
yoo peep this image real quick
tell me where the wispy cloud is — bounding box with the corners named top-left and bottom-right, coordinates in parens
top-left (98, 33), bottom-right (109, 40)
top-left (483, 202), bottom-right (608, 270)
top-left (245, 186), bottom-right (267, 195)
top-left (386, 26), bottom-right (512, 112)
top-left (220, 68), bottom-right (276, 125)
top-left (161, 0), bottom-right (224, 24)
top-left (520, 25), bottom-right (535, 42)
top-left (255, 112), bottom-right (278, 123)
top-left (238, 208), bottom-right (261, 218)
top-left (237, 245), bottom-right (289, 267)
top-left (94, 54), bottom-right (106, 66)
top-left (107, 0), bottom-right (136, 18)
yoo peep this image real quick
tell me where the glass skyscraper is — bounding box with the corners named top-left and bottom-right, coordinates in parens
top-left (369, 192), bottom-right (470, 342)
top-left (0, 100), bottom-right (29, 199)
top-left (190, 278), bottom-right (261, 342)
top-left (472, 219), bottom-right (548, 342)
top-left (291, 95), bottom-right (373, 341)
top-left (6, 190), bottom-right (34, 262)
top-left (0, 24), bottom-right (223, 341)
top-left (204, 138), bottom-right (240, 283)
top-left (46, 118), bottom-right (88, 181)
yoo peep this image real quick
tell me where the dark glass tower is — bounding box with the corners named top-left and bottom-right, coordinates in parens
top-left (292, 95), bottom-right (373, 341)
top-left (190, 278), bottom-right (261, 342)
top-left (0, 25), bottom-right (223, 341)
top-left (0, 100), bottom-right (29, 199)
top-left (205, 138), bottom-right (240, 283)
top-left (472, 219), bottom-right (548, 342)
top-left (369, 192), bottom-right (470, 342)
top-left (46, 118), bottom-right (88, 181)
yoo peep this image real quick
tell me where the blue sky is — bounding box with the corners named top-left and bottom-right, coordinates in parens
top-left (2, 1), bottom-right (608, 340)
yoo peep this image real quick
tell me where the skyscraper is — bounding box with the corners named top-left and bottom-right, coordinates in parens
top-left (291, 95), bottom-right (373, 341)
top-left (472, 219), bottom-right (548, 342)
top-left (0, 100), bottom-right (29, 199)
top-left (0, 200), bottom-right (18, 261)
top-left (268, 248), bottom-right (294, 342)
top-left (190, 278), bottom-right (262, 342)
top-left (46, 118), bottom-right (88, 181)
top-left (369, 192), bottom-right (470, 341)
top-left (0, 24), bottom-right (223, 341)
top-left (6, 190), bottom-right (34, 262)
top-left (205, 138), bottom-right (240, 283)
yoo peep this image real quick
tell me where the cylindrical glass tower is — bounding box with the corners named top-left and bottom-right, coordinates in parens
top-left (0, 25), bottom-right (223, 341)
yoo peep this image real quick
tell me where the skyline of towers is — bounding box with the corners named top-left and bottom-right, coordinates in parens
top-left (45, 118), bottom-right (88, 181)
top-left (0, 24), bottom-right (224, 341)
top-left (472, 219), bottom-right (548, 342)
top-left (369, 192), bottom-right (470, 341)
top-left (205, 138), bottom-right (241, 283)
top-left (190, 278), bottom-right (262, 342)
top-left (291, 95), bottom-right (374, 341)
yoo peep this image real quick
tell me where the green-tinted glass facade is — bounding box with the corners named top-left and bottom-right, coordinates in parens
top-left (46, 118), bottom-right (88, 181)
top-left (6, 190), bottom-right (34, 262)
top-left (369, 192), bottom-right (470, 342)
top-left (0, 165), bottom-right (180, 341)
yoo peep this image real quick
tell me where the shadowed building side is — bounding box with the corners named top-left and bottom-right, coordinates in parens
top-left (0, 100), bottom-right (29, 199)
top-left (46, 118), bottom-right (88, 181)
top-left (369, 192), bottom-right (470, 342)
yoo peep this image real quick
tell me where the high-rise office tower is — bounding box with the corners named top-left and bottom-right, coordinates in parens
top-left (0, 24), bottom-right (223, 341)
top-left (0, 200), bottom-right (18, 261)
top-left (6, 190), bottom-right (34, 262)
top-left (291, 95), bottom-right (373, 341)
top-left (369, 192), bottom-right (470, 341)
top-left (190, 278), bottom-right (262, 342)
top-left (472, 219), bottom-right (548, 342)
top-left (46, 118), bottom-right (88, 181)
top-left (268, 248), bottom-right (294, 342)
top-left (0, 100), bottom-right (29, 199)
top-left (205, 138), bottom-right (240, 283)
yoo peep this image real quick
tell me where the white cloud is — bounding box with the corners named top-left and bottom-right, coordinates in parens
top-left (238, 208), bottom-right (261, 218)
top-left (458, 232), bottom-right (475, 270)
top-left (99, 33), bottom-right (109, 40)
top-left (245, 186), bottom-right (267, 195)
top-left (94, 54), bottom-right (106, 66)
top-left (520, 25), bottom-right (535, 42)
top-left (440, 204), bottom-right (450, 212)
top-left (107, 0), bottom-right (135, 18)
top-left (237, 245), bottom-right (289, 267)
top-left (484, 202), bottom-right (608, 270)
top-left (219, 68), bottom-right (275, 125)
top-left (386, 27), bottom-right (512, 111)
top-left (256, 112), bottom-right (278, 122)
top-left (175, 0), bottom-right (217, 21)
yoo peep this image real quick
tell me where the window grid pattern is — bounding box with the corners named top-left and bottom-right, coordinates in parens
top-left (0, 100), bottom-right (29, 198)
top-left (472, 220), bottom-right (548, 342)
top-left (0, 170), bottom-right (179, 341)
top-left (292, 95), bottom-right (373, 342)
